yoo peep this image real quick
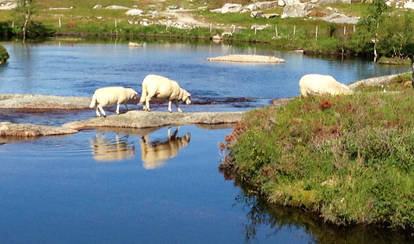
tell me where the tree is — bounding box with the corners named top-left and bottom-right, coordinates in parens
top-left (13, 0), bottom-right (35, 42)
top-left (358, 0), bottom-right (389, 62)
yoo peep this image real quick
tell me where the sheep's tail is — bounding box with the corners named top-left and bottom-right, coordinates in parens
top-left (89, 94), bottom-right (97, 108)
top-left (139, 82), bottom-right (147, 104)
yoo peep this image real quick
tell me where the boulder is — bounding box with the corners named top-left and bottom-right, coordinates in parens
top-left (0, 0), bottom-right (16, 10)
top-left (281, 3), bottom-right (313, 18)
top-left (299, 74), bottom-right (353, 97)
top-left (105, 5), bottom-right (130, 10)
top-left (278, 0), bottom-right (286, 6)
top-left (92, 4), bottom-right (102, 9)
top-left (211, 3), bottom-right (243, 13)
top-left (250, 11), bottom-right (264, 18)
top-left (254, 1), bottom-right (278, 9)
top-left (125, 9), bottom-right (143, 16)
top-left (404, 1), bottom-right (414, 9)
top-left (263, 13), bottom-right (280, 18)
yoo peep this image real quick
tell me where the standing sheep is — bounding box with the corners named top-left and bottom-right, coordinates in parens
top-left (139, 74), bottom-right (191, 113)
top-left (89, 86), bottom-right (138, 117)
top-left (299, 74), bottom-right (353, 97)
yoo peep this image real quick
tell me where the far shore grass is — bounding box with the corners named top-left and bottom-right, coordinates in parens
top-left (220, 74), bottom-right (414, 233)
top-left (1, 0), bottom-right (413, 59)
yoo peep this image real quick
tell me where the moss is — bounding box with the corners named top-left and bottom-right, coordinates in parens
top-left (222, 90), bottom-right (414, 232)
top-left (0, 45), bottom-right (9, 64)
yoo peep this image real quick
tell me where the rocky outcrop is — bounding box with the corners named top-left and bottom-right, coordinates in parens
top-left (0, 94), bottom-right (91, 111)
top-left (0, 121), bottom-right (77, 138)
top-left (347, 73), bottom-right (409, 89)
top-left (207, 54), bottom-right (285, 63)
top-left (63, 111), bottom-right (246, 130)
top-left (320, 13), bottom-right (359, 24)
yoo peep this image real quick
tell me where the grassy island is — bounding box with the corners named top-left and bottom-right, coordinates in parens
top-left (0, 45), bottom-right (9, 64)
top-left (220, 73), bottom-right (414, 232)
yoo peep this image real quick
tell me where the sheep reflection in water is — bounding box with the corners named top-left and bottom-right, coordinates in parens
top-left (140, 127), bottom-right (191, 170)
top-left (90, 133), bottom-right (135, 162)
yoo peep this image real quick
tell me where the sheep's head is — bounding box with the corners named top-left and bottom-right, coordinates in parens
top-left (127, 88), bottom-right (138, 99)
top-left (183, 91), bottom-right (191, 105)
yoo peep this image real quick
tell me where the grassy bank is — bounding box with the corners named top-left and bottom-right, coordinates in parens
top-left (0, 0), bottom-right (412, 58)
top-left (220, 77), bottom-right (414, 232)
top-left (0, 45), bottom-right (9, 64)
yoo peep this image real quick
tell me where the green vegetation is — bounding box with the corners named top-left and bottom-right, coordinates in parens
top-left (0, 0), bottom-right (413, 60)
top-left (221, 83), bottom-right (414, 232)
top-left (0, 45), bottom-right (9, 64)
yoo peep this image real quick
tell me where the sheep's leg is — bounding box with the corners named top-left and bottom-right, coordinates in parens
top-left (145, 97), bottom-right (151, 112)
top-left (95, 107), bottom-right (101, 117)
top-left (97, 105), bottom-right (106, 117)
top-left (124, 102), bottom-right (128, 112)
top-left (174, 100), bottom-right (182, 113)
top-left (168, 101), bottom-right (173, 113)
top-left (167, 126), bottom-right (171, 139)
top-left (116, 103), bottom-right (120, 115)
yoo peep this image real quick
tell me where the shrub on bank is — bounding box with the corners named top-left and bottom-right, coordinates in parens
top-left (0, 45), bottom-right (9, 64)
top-left (222, 89), bottom-right (414, 231)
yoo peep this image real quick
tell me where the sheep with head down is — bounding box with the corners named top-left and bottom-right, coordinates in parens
top-left (139, 74), bottom-right (191, 113)
top-left (89, 86), bottom-right (138, 117)
top-left (299, 74), bottom-right (353, 97)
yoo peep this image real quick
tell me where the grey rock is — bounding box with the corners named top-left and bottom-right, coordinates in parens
top-left (348, 73), bottom-right (409, 89)
top-left (0, 121), bottom-right (77, 138)
top-left (63, 111), bottom-right (246, 130)
top-left (0, 94), bottom-right (91, 111)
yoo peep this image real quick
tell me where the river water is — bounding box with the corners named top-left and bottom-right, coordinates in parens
top-left (0, 41), bottom-right (411, 243)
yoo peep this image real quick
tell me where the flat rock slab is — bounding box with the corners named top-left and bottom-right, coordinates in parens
top-left (0, 94), bottom-right (91, 111)
top-left (348, 73), bottom-right (409, 89)
top-left (207, 54), bottom-right (286, 63)
top-left (63, 111), bottom-right (246, 130)
top-left (0, 121), bottom-right (78, 138)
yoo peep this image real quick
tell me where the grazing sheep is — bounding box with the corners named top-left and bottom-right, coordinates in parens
top-left (139, 74), bottom-right (191, 112)
top-left (89, 86), bottom-right (138, 117)
top-left (299, 74), bottom-right (353, 97)
top-left (139, 127), bottom-right (191, 169)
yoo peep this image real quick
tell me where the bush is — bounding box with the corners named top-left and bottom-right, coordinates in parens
top-left (0, 45), bottom-right (9, 64)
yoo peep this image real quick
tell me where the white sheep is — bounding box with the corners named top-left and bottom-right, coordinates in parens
top-left (299, 74), bottom-right (353, 97)
top-left (139, 74), bottom-right (191, 112)
top-left (89, 86), bottom-right (138, 117)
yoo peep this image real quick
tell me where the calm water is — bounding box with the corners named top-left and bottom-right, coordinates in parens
top-left (0, 41), bottom-right (412, 243)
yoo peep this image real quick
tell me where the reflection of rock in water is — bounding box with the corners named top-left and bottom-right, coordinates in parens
top-left (90, 133), bottom-right (135, 162)
top-left (140, 127), bottom-right (190, 170)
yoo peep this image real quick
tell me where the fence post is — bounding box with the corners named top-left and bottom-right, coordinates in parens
top-left (293, 25), bottom-right (296, 35)
top-left (275, 25), bottom-right (278, 37)
top-left (58, 17), bottom-right (61, 28)
top-left (315, 25), bottom-right (318, 39)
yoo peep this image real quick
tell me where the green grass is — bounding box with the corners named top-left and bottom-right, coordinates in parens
top-left (222, 87), bottom-right (414, 232)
